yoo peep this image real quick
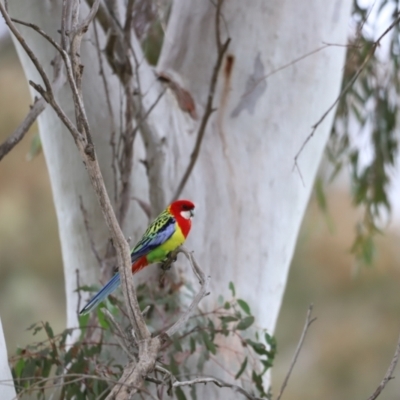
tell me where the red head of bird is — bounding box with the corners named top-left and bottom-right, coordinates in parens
top-left (169, 199), bottom-right (195, 238)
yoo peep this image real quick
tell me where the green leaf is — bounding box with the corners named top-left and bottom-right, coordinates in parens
top-left (97, 308), bottom-right (110, 330)
top-left (31, 325), bottom-right (43, 336)
top-left (75, 284), bottom-right (98, 293)
top-left (234, 356), bottom-right (247, 380)
top-left (175, 386), bottom-right (187, 400)
top-left (237, 299), bottom-right (251, 315)
top-left (201, 332), bottom-right (217, 355)
top-left (246, 339), bottom-right (268, 356)
top-left (252, 370), bottom-right (267, 397)
top-left (78, 312), bottom-right (90, 331)
top-left (173, 338), bottom-right (183, 352)
top-left (261, 358), bottom-right (273, 372)
top-left (26, 323), bottom-right (38, 331)
top-left (265, 332), bottom-right (277, 351)
top-left (228, 281), bottom-right (235, 297)
top-left (219, 316), bottom-right (238, 323)
top-left (236, 316), bottom-right (254, 331)
top-left (223, 301), bottom-right (231, 310)
top-left (190, 337), bottom-right (196, 354)
top-left (14, 358), bottom-right (25, 378)
top-left (27, 133), bottom-right (42, 161)
top-left (44, 322), bottom-right (54, 339)
top-left (315, 177), bottom-right (327, 212)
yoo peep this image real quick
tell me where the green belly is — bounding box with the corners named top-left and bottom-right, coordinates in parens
top-left (146, 227), bottom-right (185, 264)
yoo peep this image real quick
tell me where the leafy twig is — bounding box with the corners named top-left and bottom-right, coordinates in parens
top-left (293, 13), bottom-right (400, 173)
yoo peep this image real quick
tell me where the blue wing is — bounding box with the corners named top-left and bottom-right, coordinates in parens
top-left (130, 214), bottom-right (176, 263)
top-left (79, 273), bottom-right (121, 315)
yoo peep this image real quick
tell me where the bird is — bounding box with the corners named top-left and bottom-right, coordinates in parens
top-left (79, 199), bottom-right (195, 315)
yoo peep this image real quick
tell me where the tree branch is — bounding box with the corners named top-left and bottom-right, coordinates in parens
top-left (293, 13), bottom-right (400, 174)
top-left (172, 0), bottom-right (230, 200)
top-left (0, 97), bottom-right (45, 162)
top-left (172, 376), bottom-right (263, 400)
top-left (0, 0), bottom-right (149, 344)
top-left (276, 304), bottom-right (316, 400)
top-left (165, 248), bottom-right (210, 337)
top-left (367, 331), bottom-right (400, 400)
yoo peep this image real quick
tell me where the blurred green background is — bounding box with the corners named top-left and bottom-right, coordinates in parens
top-left (1, 37), bottom-right (400, 399)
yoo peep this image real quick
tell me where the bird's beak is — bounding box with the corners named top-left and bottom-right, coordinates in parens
top-left (190, 209), bottom-right (195, 218)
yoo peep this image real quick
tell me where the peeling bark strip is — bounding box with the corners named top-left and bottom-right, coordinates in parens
top-left (231, 53), bottom-right (266, 117)
top-left (158, 71), bottom-right (198, 119)
top-left (224, 54), bottom-right (235, 78)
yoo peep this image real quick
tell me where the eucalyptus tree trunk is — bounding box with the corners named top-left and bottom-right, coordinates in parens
top-left (4, 0), bottom-right (352, 393)
top-left (0, 318), bottom-right (16, 400)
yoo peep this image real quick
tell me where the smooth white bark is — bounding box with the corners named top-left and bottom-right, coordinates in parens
top-left (156, 0), bottom-right (353, 331)
top-left (0, 318), bottom-right (16, 400)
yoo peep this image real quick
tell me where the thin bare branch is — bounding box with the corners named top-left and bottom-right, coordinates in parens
top-left (79, 197), bottom-right (103, 268)
top-left (11, 18), bottom-right (64, 53)
top-left (293, 13), bottom-right (400, 173)
top-left (75, 269), bottom-right (82, 316)
top-left (165, 248), bottom-right (210, 337)
top-left (69, 0), bottom-right (101, 151)
top-left (0, 97), bottom-right (45, 162)
top-left (276, 304), bottom-right (316, 400)
top-left (172, 0), bottom-right (230, 201)
top-left (172, 376), bottom-right (263, 400)
top-left (131, 196), bottom-right (152, 219)
top-left (103, 309), bottom-right (136, 361)
top-left (0, 4), bottom-right (53, 93)
top-left (367, 331), bottom-right (400, 400)
top-left (93, 19), bottom-right (118, 204)
top-left (241, 44), bottom-right (332, 101)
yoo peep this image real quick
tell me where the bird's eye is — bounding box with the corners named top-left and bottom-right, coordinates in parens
top-left (182, 204), bottom-right (189, 210)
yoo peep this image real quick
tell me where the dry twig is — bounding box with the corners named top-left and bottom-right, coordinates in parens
top-left (0, 97), bottom-right (45, 162)
top-left (79, 197), bottom-right (103, 268)
top-left (276, 304), bottom-right (316, 400)
top-left (173, 376), bottom-right (262, 400)
top-left (293, 14), bottom-right (400, 175)
top-left (367, 331), bottom-right (400, 400)
top-left (172, 0), bottom-right (230, 201)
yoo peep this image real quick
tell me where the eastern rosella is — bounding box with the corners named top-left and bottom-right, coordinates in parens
top-left (79, 199), bottom-right (195, 315)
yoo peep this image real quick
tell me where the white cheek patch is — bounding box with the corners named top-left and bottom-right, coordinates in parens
top-left (180, 210), bottom-right (192, 220)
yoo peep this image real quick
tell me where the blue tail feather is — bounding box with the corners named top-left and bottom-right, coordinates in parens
top-left (79, 273), bottom-right (121, 315)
